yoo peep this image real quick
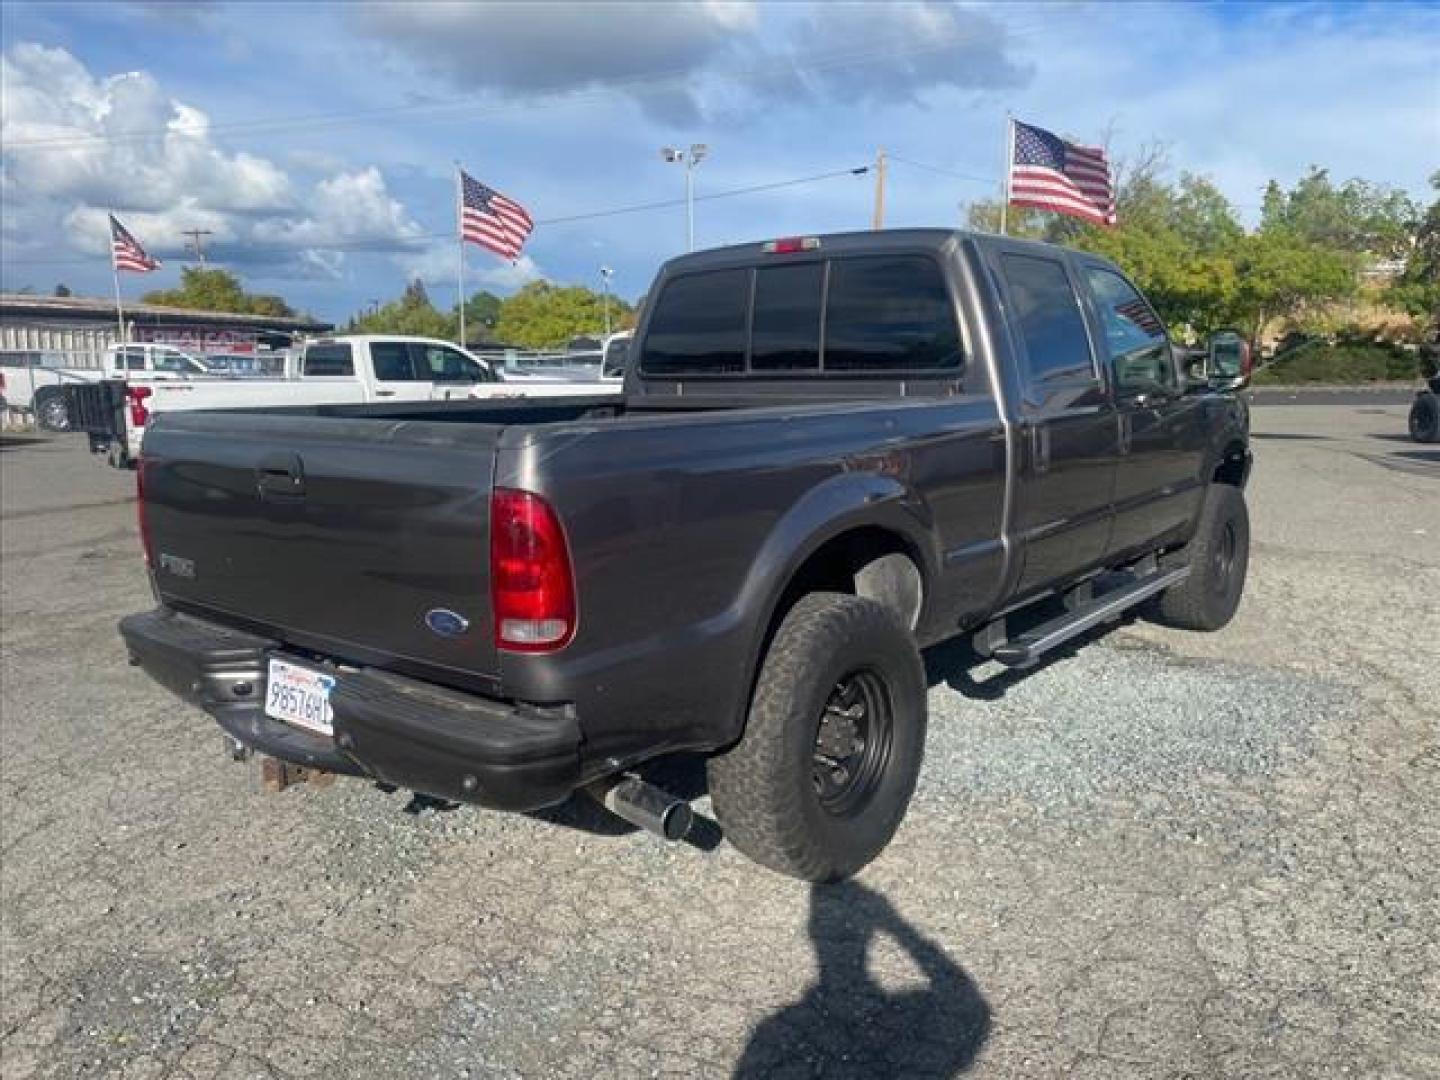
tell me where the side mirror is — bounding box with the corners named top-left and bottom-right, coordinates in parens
top-left (1205, 330), bottom-right (1251, 391)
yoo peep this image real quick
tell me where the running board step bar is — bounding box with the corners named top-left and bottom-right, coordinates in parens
top-left (990, 566), bottom-right (1190, 669)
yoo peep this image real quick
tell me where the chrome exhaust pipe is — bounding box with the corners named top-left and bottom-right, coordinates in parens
top-left (591, 776), bottom-right (693, 841)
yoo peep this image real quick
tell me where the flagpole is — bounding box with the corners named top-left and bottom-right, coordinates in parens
top-left (113, 265), bottom-right (126, 343)
top-left (999, 113), bottom-right (1014, 236)
top-left (108, 212), bottom-right (126, 343)
top-left (455, 163), bottom-right (467, 348)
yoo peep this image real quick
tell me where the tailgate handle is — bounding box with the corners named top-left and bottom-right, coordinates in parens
top-left (256, 452), bottom-right (305, 500)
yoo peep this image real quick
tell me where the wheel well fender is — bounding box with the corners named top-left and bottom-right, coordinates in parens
top-left (725, 474), bottom-right (936, 738)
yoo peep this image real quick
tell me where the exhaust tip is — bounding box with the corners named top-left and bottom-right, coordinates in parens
top-left (656, 799), bottom-right (694, 842)
top-left (592, 776), bottom-right (693, 842)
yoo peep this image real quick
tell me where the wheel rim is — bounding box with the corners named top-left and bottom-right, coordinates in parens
top-left (812, 669), bottom-right (894, 817)
top-left (39, 397), bottom-right (69, 430)
top-left (1211, 520), bottom-right (1236, 595)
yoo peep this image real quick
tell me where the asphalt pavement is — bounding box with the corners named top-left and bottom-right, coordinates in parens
top-left (1, 397), bottom-right (1436, 1079)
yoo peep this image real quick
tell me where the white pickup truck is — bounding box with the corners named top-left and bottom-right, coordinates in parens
top-left (1, 344), bottom-right (213, 431)
top-left (70, 334), bottom-right (619, 467)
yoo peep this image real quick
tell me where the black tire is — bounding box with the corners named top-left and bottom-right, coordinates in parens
top-left (1410, 393), bottom-right (1439, 443)
top-left (707, 592), bottom-right (927, 882)
top-left (33, 388), bottom-right (71, 432)
top-left (1151, 483), bottom-right (1249, 632)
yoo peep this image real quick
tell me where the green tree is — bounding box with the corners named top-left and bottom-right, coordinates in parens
top-left (964, 199), bottom-right (1046, 239)
top-left (1388, 172), bottom-right (1440, 339)
top-left (1068, 168), bottom-right (1244, 336)
top-left (494, 282), bottom-right (633, 348)
top-left (347, 278), bottom-right (455, 338)
top-left (454, 290), bottom-right (503, 342)
top-left (1261, 167), bottom-right (1418, 258)
top-left (1227, 231), bottom-right (1355, 349)
top-left (53, 283), bottom-right (72, 297)
top-left (1170, 173), bottom-right (1244, 253)
top-left (143, 267), bottom-right (296, 317)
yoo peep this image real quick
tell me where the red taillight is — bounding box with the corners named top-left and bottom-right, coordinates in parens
top-left (135, 457), bottom-right (154, 566)
top-left (127, 385), bottom-right (153, 427)
top-left (1240, 341), bottom-right (1254, 377)
top-left (762, 236), bottom-right (820, 254)
top-left (490, 488), bottom-right (576, 652)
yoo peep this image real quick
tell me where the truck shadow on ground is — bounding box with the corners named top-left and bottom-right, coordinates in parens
top-left (733, 879), bottom-right (991, 1078)
top-left (923, 596), bottom-right (1142, 701)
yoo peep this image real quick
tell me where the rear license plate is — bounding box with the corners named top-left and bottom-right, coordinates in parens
top-left (264, 659), bottom-right (335, 736)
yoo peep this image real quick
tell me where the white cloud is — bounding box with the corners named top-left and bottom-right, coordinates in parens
top-left (401, 243), bottom-right (544, 295)
top-left (472, 254), bottom-right (544, 292)
top-left (0, 42), bottom-right (426, 276)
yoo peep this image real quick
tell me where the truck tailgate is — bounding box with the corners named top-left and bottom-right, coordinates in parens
top-left (141, 411), bottom-right (503, 689)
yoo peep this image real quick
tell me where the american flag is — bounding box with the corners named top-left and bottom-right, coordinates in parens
top-left (459, 169), bottom-right (534, 261)
top-left (110, 214), bottom-right (160, 273)
top-left (1115, 297), bottom-right (1165, 336)
top-left (1008, 120), bottom-right (1116, 227)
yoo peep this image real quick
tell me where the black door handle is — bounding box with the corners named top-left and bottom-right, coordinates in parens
top-left (256, 452), bottom-right (305, 500)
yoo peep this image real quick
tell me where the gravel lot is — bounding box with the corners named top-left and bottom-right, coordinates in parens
top-left (2, 392), bottom-right (1437, 1079)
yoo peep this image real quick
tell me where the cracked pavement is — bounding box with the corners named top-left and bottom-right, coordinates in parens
top-left (2, 392), bottom-right (1437, 1078)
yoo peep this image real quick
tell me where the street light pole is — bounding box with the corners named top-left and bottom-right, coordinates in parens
top-left (685, 165), bottom-right (695, 253)
top-left (662, 143), bottom-right (709, 253)
top-left (600, 266), bottom-right (614, 337)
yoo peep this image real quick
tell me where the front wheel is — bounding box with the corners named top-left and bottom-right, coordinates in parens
top-left (1410, 393), bottom-right (1439, 443)
top-left (1150, 482), bottom-right (1249, 632)
top-left (707, 592), bottom-right (927, 882)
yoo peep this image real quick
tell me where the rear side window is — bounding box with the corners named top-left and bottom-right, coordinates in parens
top-left (999, 254), bottom-right (1095, 385)
top-left (824, 256), bottom-right (960, 372)
top-left (640, 268), bottom-right (749, 375)
top-left (371, 342), bottom-right (418, 381)
top-left (750, 263), bottom-right (823, 371)
top-left (1080, 266), bottom-right (1175, 393)
top-left (302, 344), bottom-right (354, 377)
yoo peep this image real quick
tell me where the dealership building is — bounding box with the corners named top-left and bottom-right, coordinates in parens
top-left (0, 293), bottom-right (332, 367)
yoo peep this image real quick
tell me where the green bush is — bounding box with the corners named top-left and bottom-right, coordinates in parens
top-left (1252, 342), bottom-right (1423, 385)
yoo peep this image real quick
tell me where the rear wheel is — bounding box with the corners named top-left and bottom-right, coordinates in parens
top-left (1150, 482), bottom-right (1249, 631)
top-left (34, 388), bottom-right (71, 432)
top-left (707, 592), bottom-right (927, 881)
top-left (1410, 393), bottom-right (1439, 443)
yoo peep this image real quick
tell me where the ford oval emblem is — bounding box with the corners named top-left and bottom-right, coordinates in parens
top-left (424, 608), bottom-right (470, 637)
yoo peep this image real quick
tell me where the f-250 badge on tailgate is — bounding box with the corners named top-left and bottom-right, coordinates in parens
top-left (156, 553), bottom-right (196, 579)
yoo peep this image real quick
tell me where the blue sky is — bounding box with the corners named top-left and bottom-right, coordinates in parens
top-left (2, 1), bottom-right (1436, 322)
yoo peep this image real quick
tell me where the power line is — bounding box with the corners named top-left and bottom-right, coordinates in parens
top-left (0, 164), bottom-right (872, 268)
top-left (539, 166), bottom-right (870, 226)
top-left (888, 155), bottom-right (997, 187)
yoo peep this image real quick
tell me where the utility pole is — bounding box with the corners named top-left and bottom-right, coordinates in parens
top-left (871, 149), bottom-right (886, 230)
top-left (181, 229), bottom-right (213, 265)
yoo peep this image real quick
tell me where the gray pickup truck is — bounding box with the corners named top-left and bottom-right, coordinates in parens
top-left (120, 229), bottom-right (1251, 881)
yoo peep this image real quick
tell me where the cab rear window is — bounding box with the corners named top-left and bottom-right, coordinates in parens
top-left (639, 268), bottom-right (749, 375)
top-left (639, 254), bottom-right (961, 377)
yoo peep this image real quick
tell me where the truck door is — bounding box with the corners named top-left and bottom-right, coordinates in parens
top-left (366, 341), bottom-right (436, 401)
top-left (1075, 262), bottom-right (1208, 558)
top-left (991, 247), bottom-right (1118, 596)
top-left (410, 341), bottom-right (498, 400)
